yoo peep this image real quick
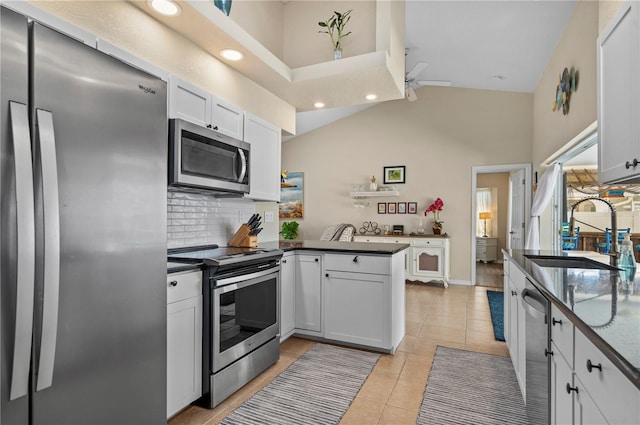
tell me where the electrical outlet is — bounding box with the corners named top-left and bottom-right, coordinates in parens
top-left (265, 211), bottom-right (274, 223)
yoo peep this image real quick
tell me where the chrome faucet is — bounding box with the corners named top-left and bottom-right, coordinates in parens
top-left (569, 197), bottom-right (618, 267)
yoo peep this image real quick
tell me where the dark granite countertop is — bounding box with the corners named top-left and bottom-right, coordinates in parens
top-left (258, 240), bottom-right (410, 255)
top-left (504, 249), bottom-right (639, 389)
top-left (167, 261), bottom-right (203, 274)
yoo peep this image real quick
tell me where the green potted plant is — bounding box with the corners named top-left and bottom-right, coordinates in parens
top-left (281, 221), bottom-right (299, 240)
top-left (318, 9), bottom-right (353, 60)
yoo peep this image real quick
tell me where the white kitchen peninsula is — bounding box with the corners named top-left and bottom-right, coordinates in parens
top-left (266, 240), bottom-right (409, 353)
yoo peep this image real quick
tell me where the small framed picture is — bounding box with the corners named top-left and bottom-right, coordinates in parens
top-left (378, 202), bottom-right (387, 214)
top-left (387, 202), bottom-right (397, 214)
top-left (383, 166), bottom-right (406, 184)
top-left (397, 202), bottom-right (406, 214)
top-left (408, 202), bottom-right (417, 214)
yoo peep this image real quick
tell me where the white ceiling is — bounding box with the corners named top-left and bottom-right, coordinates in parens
top-left (295, 0), bottom-right (577, 137)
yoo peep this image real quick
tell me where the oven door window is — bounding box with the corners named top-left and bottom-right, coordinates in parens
top-left (217, 277), bottom-right (277, 354)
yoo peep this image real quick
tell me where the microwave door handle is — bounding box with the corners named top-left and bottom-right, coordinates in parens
top-left (34, 109), bottom-right (60, 392)
top-left (8, 102), bottom-right (36, 400)
top-left (237, 148), bottom-right (247, 183)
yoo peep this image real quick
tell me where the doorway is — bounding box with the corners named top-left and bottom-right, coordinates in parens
top-left (471, 164), bottom-right (532, 286)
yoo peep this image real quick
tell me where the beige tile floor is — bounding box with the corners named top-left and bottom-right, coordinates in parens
top-left (169, 282), bottom-right (507, 425)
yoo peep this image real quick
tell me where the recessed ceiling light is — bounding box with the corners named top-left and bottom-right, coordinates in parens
top-left (220, 49), bottom-right (244, 61)
top-left (314, 102), bottom-right (325, 108)
top-left (149, 0), bottom-right (181, 16)
top-left (365, 94), bottom-right (377, 100)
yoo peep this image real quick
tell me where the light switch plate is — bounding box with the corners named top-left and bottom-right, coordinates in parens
top-left (265, 211), bottom-right (274, 223)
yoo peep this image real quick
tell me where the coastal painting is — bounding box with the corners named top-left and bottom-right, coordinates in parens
top-left (279, 171), bottom-right (304, 218)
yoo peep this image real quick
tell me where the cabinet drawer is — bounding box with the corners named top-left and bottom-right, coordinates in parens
top-left (411, 238), bottom-right (444, 247)
top-left (167, 270), bottom-right (202, 304)
top-left (550, 304), bottom-right (574, 367)
top-left (324, 253), bottom-right (390, 275)
top-left (574, 330), bottom-right (640, 424)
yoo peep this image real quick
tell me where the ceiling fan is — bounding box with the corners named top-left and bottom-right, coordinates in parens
top-left (404, 58), bottom-right (452, 102)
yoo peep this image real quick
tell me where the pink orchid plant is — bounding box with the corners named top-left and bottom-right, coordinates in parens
top-left (424, 198), bottom-right (444, 227)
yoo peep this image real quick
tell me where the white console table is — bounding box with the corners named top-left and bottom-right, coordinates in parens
top-left (353, 235), bottom-right (450, 287)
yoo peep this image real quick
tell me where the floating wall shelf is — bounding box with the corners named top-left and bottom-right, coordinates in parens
top-left (350, 190), bottom-right (400, 199)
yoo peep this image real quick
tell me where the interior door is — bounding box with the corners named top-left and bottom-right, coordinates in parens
top-left (509, 169), bottom-right (526, 250)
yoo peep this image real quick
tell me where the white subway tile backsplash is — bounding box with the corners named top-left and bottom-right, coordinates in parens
top-left (167, 191), bottom-right (255, 249)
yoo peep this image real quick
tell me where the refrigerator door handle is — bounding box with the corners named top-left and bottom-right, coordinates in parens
top-left (8, 102), bottom-right (36, 401)
top-left (35, 109), bottom-right (60, 391)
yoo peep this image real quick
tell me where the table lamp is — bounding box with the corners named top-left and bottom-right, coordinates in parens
top-left (480, 212), bottom-right (492, 237)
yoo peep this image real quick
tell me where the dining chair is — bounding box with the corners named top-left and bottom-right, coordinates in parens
top-left (596, 228), bottom-right (631, 254)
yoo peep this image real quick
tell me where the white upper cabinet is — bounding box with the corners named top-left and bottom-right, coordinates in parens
top-left (169, 76), bottom-right (244, 140)
top-left (598, 1), bottom-right (640, 184)
top-left (244, 112), bottom-right (281, 202)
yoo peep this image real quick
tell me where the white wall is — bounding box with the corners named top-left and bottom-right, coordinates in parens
top-left (281, 86), bottom-right (533, 282)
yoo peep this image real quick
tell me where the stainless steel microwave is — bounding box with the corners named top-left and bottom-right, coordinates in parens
top-left (169, 119), bottom-right (250, 195)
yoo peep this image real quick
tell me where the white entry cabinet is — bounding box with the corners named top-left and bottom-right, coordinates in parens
top-left (167, 270), bottom-right (202, 418)
top-left (169, 76), bottom-right (244, 140)
top-left (279, 252), bottom-right (296, 342)
top-left (598, 0), bottom-right (640, 184)
top-left (244, 112), bottom-right (281, 202)
top-left (294, 254), bottom-right (322, 334)
top-left (353, 236), bottom-right (449, 286)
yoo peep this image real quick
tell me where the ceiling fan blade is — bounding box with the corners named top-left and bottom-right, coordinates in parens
top-left (417, 80), bottom-right (452, 87)
top-left (406, 61), bottom-right (428, 80)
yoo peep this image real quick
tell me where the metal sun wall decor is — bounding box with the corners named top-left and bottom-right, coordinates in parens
top-left (552, 66), bottom-right (578, 115)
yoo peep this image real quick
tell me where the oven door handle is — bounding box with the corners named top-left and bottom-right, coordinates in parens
top-left (212, 267), bottom-right (279, 289)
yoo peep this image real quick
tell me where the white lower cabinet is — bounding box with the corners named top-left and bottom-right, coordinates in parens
top-left (549, 303), bottom-right (640, 425)
top-left (279, 252), bottom-right (296, 342)
top-left (167, 270), bottom-right (202, 418)
top-left (503, 259), bottom-right (526, 398)
top-left (323, 252), bottom-right (405, 352)
top-left (295, 254), bottom-right (322, 334)
top-left (324, 270), bottom-right (389, 348)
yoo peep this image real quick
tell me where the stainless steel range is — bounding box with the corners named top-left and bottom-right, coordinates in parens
top-left (168, 245), bottom-right (283, 408)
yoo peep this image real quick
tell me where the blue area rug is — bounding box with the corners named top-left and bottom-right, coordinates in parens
top-left (486, 290), bottom-right (505, 341)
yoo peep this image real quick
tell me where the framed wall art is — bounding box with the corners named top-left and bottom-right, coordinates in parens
top-left (387, 202), bottom-right (397, 214)
top-left (378, 202), bottom-right (387, 214)
top-left (383, 166), bottom-right (406, 184)
top-left (397, 202), bottom-right (406, 214)
top-left (408, 202), bottom-right (417, 214)
top-left (279, 171), bottom-right (304, 218)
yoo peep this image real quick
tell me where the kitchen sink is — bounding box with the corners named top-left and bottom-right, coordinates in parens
top-left (524, 254), bottom-right (620, 271)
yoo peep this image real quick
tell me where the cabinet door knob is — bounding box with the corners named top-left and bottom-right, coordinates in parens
top-left (566, 383), bottom-right (579, 394)
top-left (325, 273), bottom-right (329, 278)
top-left (625, 159), bottom-right (639, 169)
top-left (353, 256), bottom-right (358, 263)
top-left (511, 290), bottom-right (517, 296)
top-left (552, 317), bottom-right (563, 326)
top-left (586, 359), bottom-right (602, 373)
top-left (282, 259), bottom-right (287, 264)
top-left (545, 349), bottom-right (553, 357)
top-left (315, 258), bottom-right (319, 262)
top-left (169, 280), bottom-right (178, 287)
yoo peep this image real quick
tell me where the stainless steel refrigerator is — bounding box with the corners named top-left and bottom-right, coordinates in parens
top-left (1, 6), bottom-right (167, 424)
